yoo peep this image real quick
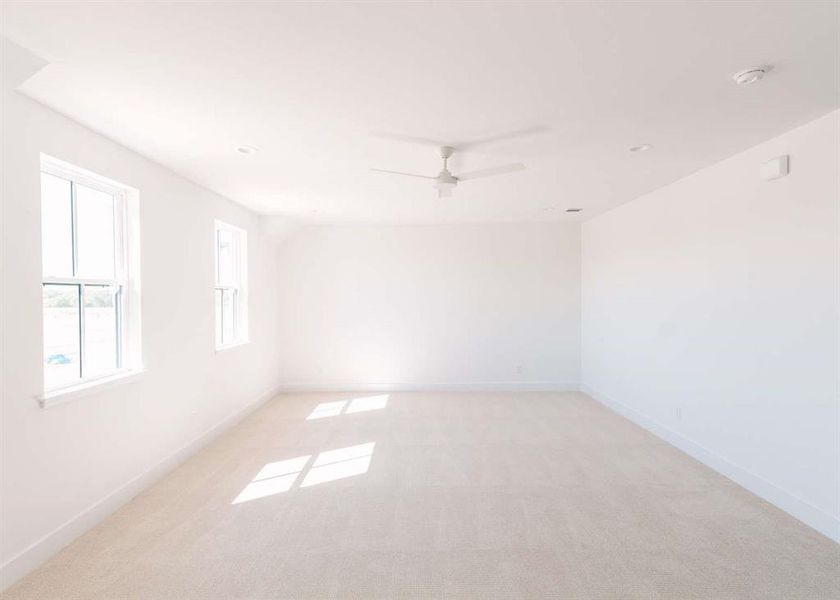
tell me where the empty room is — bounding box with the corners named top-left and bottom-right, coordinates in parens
top-left (0, 1), bottom-right (838, 598)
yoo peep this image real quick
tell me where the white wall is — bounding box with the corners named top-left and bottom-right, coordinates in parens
top-left (275, 223), bottom-right (581, 390)
top-left (1, 41), bottom-right (283, 587)
top-left (581, 110), bottom-right (840, 541)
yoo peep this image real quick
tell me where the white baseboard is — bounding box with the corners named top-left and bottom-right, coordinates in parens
top-left (580, 383), bottom-right (840, 544)
top-left (276, 381), bottom-right (580, 393)
top-left (0, 385), bottom-right (281, 592)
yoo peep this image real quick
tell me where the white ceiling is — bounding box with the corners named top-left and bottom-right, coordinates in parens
top-left (3, 1), bottom-right (838, 224)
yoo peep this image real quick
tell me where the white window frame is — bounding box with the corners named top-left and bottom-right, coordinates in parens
top-left (214, 220), bottom-right (248, 350)
top-left (39, 155), bottom-right (142, 405)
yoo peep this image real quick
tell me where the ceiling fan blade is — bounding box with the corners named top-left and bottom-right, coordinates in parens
top-left (370, 168), bottom-right (436, 180)
top-left (456, 163), bottom-right (526, 181)
top-left (456, 126), bottom-right (549, 150)
top-left (371, 131), bottom-right (448, 147)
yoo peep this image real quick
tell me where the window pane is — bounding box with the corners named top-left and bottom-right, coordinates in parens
top-left (41, 173), bottom-right (73, 277)
top-left (43, 284), bottom-right (81, 388)
top-left (217, 229), bottom-right (236, 286)
top-left (76, 184), bottom-right (115, 278)
top-left (221, 289), bottom-right (236, 344)
top-left (83, 285), bottom-right (118, 377)
top-left (215, 288), bottom-right (223, 347)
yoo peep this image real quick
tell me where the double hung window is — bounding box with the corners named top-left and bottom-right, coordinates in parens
top-left (40, 156), bottom-right (140, 393)
top-left (214, 220), bottom-right (248, 349)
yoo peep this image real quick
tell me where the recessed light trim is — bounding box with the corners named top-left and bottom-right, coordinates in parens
top-left (629, 144), bottom-right (652, 153)
top-left (732, 66), bottom-right (768, 86)
top-left (235, 145), bottom-right (259, 155)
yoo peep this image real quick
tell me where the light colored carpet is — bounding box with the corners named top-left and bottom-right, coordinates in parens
top-left (4, 392), bottom-right (839, 599)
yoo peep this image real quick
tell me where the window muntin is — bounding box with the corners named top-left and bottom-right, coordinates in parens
top-left (40, 161), bottom-right (130, 391)
top-left (214, 221), bottom-right (248, 349)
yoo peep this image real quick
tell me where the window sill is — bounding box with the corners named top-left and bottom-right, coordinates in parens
top-left (215, 339), bottom-right (250, 353)
top-left (37, 368), bottom-right (146, 408)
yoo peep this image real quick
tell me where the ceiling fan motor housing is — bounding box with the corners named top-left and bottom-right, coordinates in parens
top-left (436, 170), bottom-right (458, 185)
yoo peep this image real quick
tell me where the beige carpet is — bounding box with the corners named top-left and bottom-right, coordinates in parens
top-left (4, 392), bottom-right (839, 599)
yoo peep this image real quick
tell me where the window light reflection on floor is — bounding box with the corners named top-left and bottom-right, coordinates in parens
top-left (306, 400), bottom-right (347, 419)
top-left (232, 455), bottom-right (311, 504)
top-left (346, 394), bottom-right (388, 414)
top-left (306, 395), bottom-right (388, 420)
top-left (232, 442), bottom-right (376, 504)
top-left (300, 442), bottom-right (375, 488)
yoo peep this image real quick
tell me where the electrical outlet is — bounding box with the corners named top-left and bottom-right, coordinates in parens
top-left (675, 407), bottom-right (683, 420)
top-left (516, 365), bottom-right (524, 375)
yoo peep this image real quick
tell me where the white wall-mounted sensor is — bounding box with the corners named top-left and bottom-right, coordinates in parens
top-left (761, 155), bottom-right (789, 181)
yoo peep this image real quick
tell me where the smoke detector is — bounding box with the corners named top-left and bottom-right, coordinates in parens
top-left (732, 67), bottom-right (769, 86)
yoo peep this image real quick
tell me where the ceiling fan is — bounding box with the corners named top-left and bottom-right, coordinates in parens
top-left (372, 145), bottom-right (526, 198)
top-left (370, 126), bottom-right (544, 198)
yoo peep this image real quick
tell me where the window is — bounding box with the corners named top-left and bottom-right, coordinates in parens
top-left (40, 156), bottom-right (141, 395)
top-left (214, 220), bottom-right (248, 349)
